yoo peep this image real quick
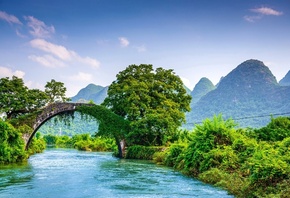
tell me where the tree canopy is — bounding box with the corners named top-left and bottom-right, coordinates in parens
top-left (102, 64), bottom-right (192, 146)
top-left (0, 76), bottom-right (47, 119)
top-left (0, 76), bottom-right (69, 119)
top-left (45, 79), bottom-right (70, 103)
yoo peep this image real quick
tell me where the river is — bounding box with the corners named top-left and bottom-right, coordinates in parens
top-left (0, 149), bottom-right (233, 198)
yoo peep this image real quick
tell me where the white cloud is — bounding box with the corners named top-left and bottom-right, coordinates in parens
top-left (28, 54), bottom-right (66, 68)
top-left (30, 39), bottom-right (72, 61)
top-left (251, 7), bottom-right (283, 16)
top-left (245, 6), bottom-right (283, 22)
top-left (119, 37), bottom-right (129, 47)
top-left (68, 72), bottom-right (93, 82)
top-left (24, 16), bottom-right (55, 38)
top-left (30, 39), bottom-right (100, 68)
top-left (0, 66), bottom-right (25, 78)
top-left (0, 11), bottom-right (22, 25)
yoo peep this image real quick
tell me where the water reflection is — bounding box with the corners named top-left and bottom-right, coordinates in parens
top-left (0, 163), bottom-right (33, 189)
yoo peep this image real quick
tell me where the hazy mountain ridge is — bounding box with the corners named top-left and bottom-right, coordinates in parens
top-left (279, 70), bottom-right (290, 86)
top-left (71, 84), bottom-right (108, 105)
top-left (186, 59), bottom-right (290, 128)
top-left (191, 77), bottom-right (215, 104)
top-left (69, 59), bottom-right (290, 129)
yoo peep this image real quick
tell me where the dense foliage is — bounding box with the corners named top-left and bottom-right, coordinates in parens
top-left (129, 115), bottom-right (290, 197)
top-left (38, 112), bottom-right (98, 136)
top-left (42, 133), bottom-right (117, 152)
top-left (0, 120), bottom-right (27, 164)
top-left (0, 76), bottom-right (47, 119)
top-left (0, 76), bottom-right (69, 119)
top-left (252, 116), bottom-right (290, 141)
top-left (45, 79), bottom-right (70, 103)
top-left (103, 64), bottom-right (192, 146)
top-left (125, 145), bottom-right (163, 160)
top-left (76, 105), bottom-right (130, 141)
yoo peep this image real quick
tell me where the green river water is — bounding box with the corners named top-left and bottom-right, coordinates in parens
top-left (0, 148), bottom-right (233, 198)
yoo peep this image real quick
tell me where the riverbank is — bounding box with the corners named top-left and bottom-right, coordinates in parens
top-left (124, 116), bottom-right (290, 198)
top-left (2, 115), bottom-right (289, 197)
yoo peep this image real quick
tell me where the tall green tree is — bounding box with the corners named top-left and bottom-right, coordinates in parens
top-left (45, 79), bottom-right (70, 103)
top-left (102, 64), bottom-right (192, 146)
top-left (0, 76), bottom-right (47, 119)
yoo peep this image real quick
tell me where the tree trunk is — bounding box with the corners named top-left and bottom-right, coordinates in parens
top-left (118, 139), bottom-right (127, 158)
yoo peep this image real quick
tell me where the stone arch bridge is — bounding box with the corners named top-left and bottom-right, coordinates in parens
top-left (24, 102), bottom-right (128, 157)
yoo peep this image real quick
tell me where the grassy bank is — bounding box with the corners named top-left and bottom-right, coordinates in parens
top-left (125, 115), bottom-right (290, 198)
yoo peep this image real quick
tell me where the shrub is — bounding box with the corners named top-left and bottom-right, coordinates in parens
top-left (164, 144), bottom-right (185, 167)
top-left (0, 120), bottom-right (27, 163)
top-left (200, 145), bottom-right (239, 172)
top-left (182, 115), bottom-right (237, 175)
top-left (254, 116), bottom-right (290, 142)
top-left (198, 168), bottom-right (226, 184)
top-left (231, 134), bottom-right (257, 164)
top-left (153, 151), bottom-right (167, 165)
top-left (27, 138), bottom-right (46, 154)
top-left (216, 173), bottom-right (250, 197)
top-left (125, 145), bottom-right (164, 160)
top-left (43, 134), bottom-right (58, 145)
top-left (245, 142), bottom-right (290, 189)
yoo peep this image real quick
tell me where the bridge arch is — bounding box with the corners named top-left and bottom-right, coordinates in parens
top-left (25, 103), bottom-right (129, 157)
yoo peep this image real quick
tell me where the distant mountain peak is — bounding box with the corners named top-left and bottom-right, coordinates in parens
top-left (186, 59), bottom-right (290, 129)
top-left (218, 59), bottom-right (278, 90)
top-left (191, 77), bottom-right (215, 104)
top-left (70, 84), bottom-right (107, 104)
top-left (279, 70), bottom-right (290, 86)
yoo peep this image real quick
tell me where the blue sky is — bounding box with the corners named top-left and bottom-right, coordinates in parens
top-left (0, 0), bottom-right (289, 96)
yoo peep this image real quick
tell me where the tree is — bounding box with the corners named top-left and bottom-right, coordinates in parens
top-left (45, 79), bottom-right (70, 103)
top-left (102, 64), bottom-right (192, 146)
top-left (0, 76), bottom-right (48, 119)
top-left (0, 120), bottom-right (27, 163)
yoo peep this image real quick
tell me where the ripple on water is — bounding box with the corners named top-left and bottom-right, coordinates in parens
top-left (0, 149), bottom-right (234, 198)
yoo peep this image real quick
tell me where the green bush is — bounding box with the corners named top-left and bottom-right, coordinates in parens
top-left (245, 142), bottom-right (290, 188)
top-left (0, 120), bottom-right (27, 163)
top-left (182, 115), bottom-right (237, 175)
top-left (43, 134), bottom-right (58, 145)
top-left (216, 173), bottom-right (250, 197)
top-left (42, 133), bottom-right (116, 152)
top-left (74, 140), bottom-right (91, 151)
top-left (198, 168), bottom-right (226, 184)
top-left (200, 145), bottom-right (239, 172)
top-left (27, 138), bottom-right (46, 154)
top-left (56, 135), bottom-right (72, 147)
top-left (153, 151), bottom-right (167, 165)
top-left (164, 144), bottom-right (185, 167)
top-left (254, 116), bottom-right (290, 141)
top-left (231, 134), bottom-right (257, 164)
top-left (125, 145), bottom-right (164, 160)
